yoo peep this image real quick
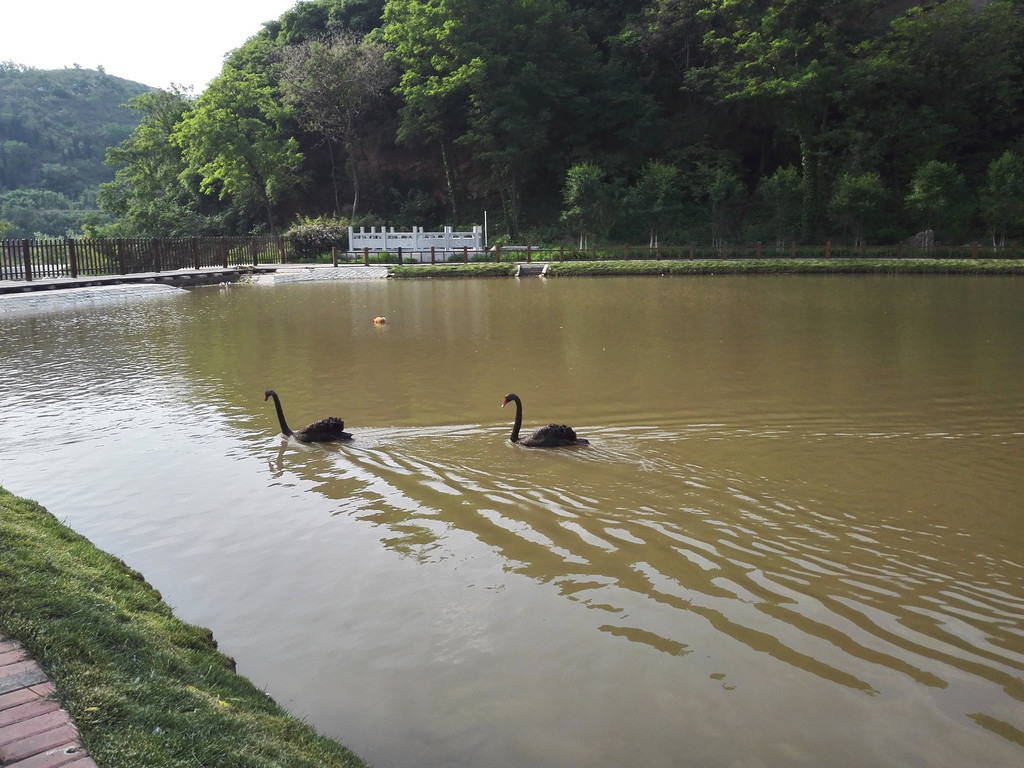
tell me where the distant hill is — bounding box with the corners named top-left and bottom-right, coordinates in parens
top-left (0, 63), bottom-right (151, 238)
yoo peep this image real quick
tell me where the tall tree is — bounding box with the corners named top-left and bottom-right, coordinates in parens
top-left (380, 0), bottom-right (614, 236)
top-left (906, 160), bottom-right (965, 240)
top-left (698, 0), bottom-right (883, 237)
top-left (626, 160), bottom-right (680, 248)
top-left (279, 32), bottom-right (396, 219)
top-left (692, 161), bottom-right (743, 247)
top-left (378, 0), bottom-right (476, 222)
top-left (829, 171), bottom-right (886, 246)
top-left (981, 150), bottom-right (1024, 249)
top-left (561, 162), bottom-right (614, 249)
top-left (756, 165), bottom-right (803, 249)
top-left (99, 88), bottom-right (216, 237)
top-left (172, 65), bottom-right (304, 233)
top-left (846, 0), bottom-right (1024, 187)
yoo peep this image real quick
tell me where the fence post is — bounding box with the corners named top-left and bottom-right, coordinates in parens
top-left (972, 241), bottom-right (979, 259)
top-left (656, 242), bottom-right (661, 261)
top-left (559, 244), bottom-right (564, 262)
top-left (399, 247), bottom-right (405, 265)
top-left (150, 238), bottom-right (161, 272)
top-left (68, 237), bottom-right (79, 278)
top-left (21, 239), bottom-right (32, 281)
top-left (332, 246), bottom-right (338, 267)
top-left (689, 242), bottom-right (695, 260)
top-left (117, 240), bottom-right (127, 274)
top-left (431, 246), bottom-right (435, 264)
top-left (526, 245), bottom-right (532, 263)
top-left (192, 237), bottom-right (200, 270)
top-left (495, 245), bottom-right (501, 263)
top-left (278, 236), bottom-right (287, 264)
top-left (790, 241), bottom-right (797, 259)
top-left (463, 246), bottom-right (469, 263)
top-left (861, 240), bottom-right (867, 258)
top-left (249, 239), bottom-right (258, 267)
top-left (624, 244), bottom-right (629, 260)
top-left (220, 238), bottom-right (229, 268)
top-left (825, 241), bottom-right (832, 259)
top-left (756, 241), bottom-right (762, 260)
top-left (363, 247), bottom-right (370, 266)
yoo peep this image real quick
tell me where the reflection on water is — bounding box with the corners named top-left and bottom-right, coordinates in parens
top-left (0, 277), bottom-right (1022, 768)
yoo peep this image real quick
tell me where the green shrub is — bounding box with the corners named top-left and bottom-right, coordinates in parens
top-left (285, 216), bottom-right (349, 262)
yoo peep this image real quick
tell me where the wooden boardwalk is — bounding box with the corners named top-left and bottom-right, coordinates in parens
top-left (0, 266), bottom-right (248, 296)
top-left (0, 636), bottom-right (96, 768)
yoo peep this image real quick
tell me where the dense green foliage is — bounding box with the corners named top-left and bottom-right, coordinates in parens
top-left (14, 0), bottom-right (1024, 248)
top-left (0, 486), bottom-right (368, 767)
top-left (0, 63), bottom-right (150, 238)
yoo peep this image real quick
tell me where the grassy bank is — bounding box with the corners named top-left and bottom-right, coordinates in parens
top-left (387, 258), bottom-right (1024, 278)
top-left (545, 258), bottom-right (1024, 276)
top-left (389, 262), bottom-right (516, 278)
top-left (0, 486), bottom-right (367, 768)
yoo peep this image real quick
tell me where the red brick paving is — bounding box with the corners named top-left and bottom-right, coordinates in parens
top-left (0, 637), bottom-right (97, 768)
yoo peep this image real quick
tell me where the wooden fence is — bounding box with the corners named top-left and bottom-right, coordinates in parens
top-left (0, 236), bottom-right (288, 281)
top-left (1, 236), bottom-right (1017, 282)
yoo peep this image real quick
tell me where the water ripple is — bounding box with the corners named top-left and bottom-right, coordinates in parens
top-left (250, 420), bottom-right (1024, 750)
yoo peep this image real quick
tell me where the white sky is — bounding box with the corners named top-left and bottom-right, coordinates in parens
top-left (4, 1), bottom-right (301, 92)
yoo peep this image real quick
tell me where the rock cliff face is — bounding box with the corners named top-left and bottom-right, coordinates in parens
top-left (909, 229), bottom-right (935, 248)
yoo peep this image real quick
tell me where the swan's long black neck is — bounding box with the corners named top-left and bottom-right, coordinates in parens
top-left (267, 391), bottom-right (293, 436)
top-left (505, 394), bottom-right (523, 443)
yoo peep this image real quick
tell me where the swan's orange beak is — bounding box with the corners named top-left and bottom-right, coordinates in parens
top-left (501, 397), bottom-right (509, 407)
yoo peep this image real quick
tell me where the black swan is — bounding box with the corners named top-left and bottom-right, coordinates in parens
top-left (501, 393), bottom-right (590, 447)
top-left (264, 389), bottom-right (352, 443)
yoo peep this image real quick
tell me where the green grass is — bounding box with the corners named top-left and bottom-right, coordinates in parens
top-left (388, 262), bottom-right (517, 278)
top-left (541, 258), bottom-right (1024, 277)
top-left (0, 486), bottom-right (368, 768)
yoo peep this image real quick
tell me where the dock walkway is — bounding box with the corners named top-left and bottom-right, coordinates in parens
top-left (0, 263), bottom-right (390, 297)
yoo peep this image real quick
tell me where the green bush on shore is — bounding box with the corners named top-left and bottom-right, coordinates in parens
top-left (0, 486), bottom-right (367, 768)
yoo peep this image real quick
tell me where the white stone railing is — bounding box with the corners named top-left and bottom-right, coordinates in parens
top-left (348, 226), bottom-right (483, 261)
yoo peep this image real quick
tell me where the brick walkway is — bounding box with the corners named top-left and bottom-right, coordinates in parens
top-left (0, 637), bottom-right (96, 768)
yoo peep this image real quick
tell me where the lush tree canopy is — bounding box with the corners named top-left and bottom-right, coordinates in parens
top-left (17, 0), bottom-right (1024, 247)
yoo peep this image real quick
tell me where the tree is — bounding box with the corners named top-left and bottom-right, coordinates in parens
top-left (981, 150), bottom-right (1024, 249)
top-left (626, 160), bottom-right (680, 248)
top-left (692, 162), bottom-right (743, 247)
top-left (829, 171), bottom-right (886, 246)
top-left (99, 88), bottom-right (214, 237)
top-left (378, 0), bottom-right (478, 222)
top-left (698, 0), bottom-right (883, 238)
top-left (848, 0), bottom-right (1024, 189)
top-left (561, 162), bottom-right (613, 249)
top-left (756, 166), bottom-right (803, 249)
top-left (279, 32), bottom-right (396, 219)
top-left (263, 0), bottom-right (387, 43)
top-left (906, 160), bottom-right (965, 240)
top-left (172, 65), bottom-right (304, 234)
top-left (380, 0), bottom-right (616, 236)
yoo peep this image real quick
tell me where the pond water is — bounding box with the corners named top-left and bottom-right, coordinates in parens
top-left (1, 274), bottom-right (1022, 768)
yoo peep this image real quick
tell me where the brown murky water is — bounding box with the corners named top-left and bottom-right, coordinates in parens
top-left (1, 275), bottom-right (1022, 767)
